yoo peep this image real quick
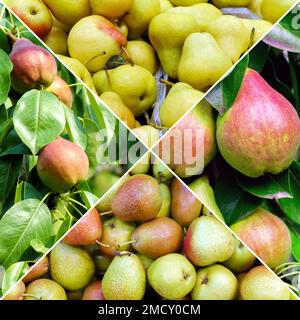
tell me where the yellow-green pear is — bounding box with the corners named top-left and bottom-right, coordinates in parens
top-left (52, 14), bottom-right (71, 33)
top-left (125, 40), bottom-right (159, 74)
top-left (149, 12), bottom-right (199, 79)
top-left (44, 27), bottom-right (69, 55)
top-left (92, 70), bottom-right (109, 94)
top-left (136, 253), bottom-right (154, 270)
top-left (90, 0), bottom-right (134, 20)
top-left (43, 0), bottom-right (91, 26)
top-left (170, 0), bottom-right (209, 4)
top-left (156, 183), bottom-right (171, 217)
top-left (248, 0), bottom-right (263, 16)
top-left (90, 170), bottom-right (120, 199)
top-left (241, 19), bottom-right (273, 43)
top-left (100, 92), bottom-right (136, 129)
top-left (68, 15), bottom-right (127, 72)
top-left (131, 152), bottom-right (151, 175)
top-left (116, 21), bottom-right (129, 38)
top-left (124, 0), bottom-right (161, 39)
top-left (160, 0), bottom-right (174, 11)
top-left (178, 33), bottom-right (232, 91)
top-left (160, 82), bottom-right (204, 128)
top-left (153, 158), bottom-right (174, 183)
top-left (212, 0), bottom-right (251, 7)
top-left (204, 15), bottom-right (251, 63)
top-left (261, 0), bottom-right (297, 23)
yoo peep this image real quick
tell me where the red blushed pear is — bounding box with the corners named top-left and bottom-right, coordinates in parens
top-left (23, 255), bottom-right (49, 283)
top-left (82, 280), bottom-right (105, 300)
top-left (37, 137), bottom-right (89, 193)
top-left (217, 69), bottom-right (300, 178)
top-left (46, 76), bottom-right (73, 107)
top-left (10, 38), bottom-right (57, 92)
top-left (231, 208), bottom-right (292, 269)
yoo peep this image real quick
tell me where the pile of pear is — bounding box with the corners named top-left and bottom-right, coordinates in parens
top-left (4, 161), bottom-right (295, 301)
top-left (5, 0), bottom-right (297, 130)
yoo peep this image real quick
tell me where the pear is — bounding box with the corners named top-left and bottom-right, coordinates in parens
top-left (136, 253), bottom-right (154, 271)
top-left (241, 19), bottom-right (273, 43)
top-left (132, 217), bottom-right (183, 258)
top-left (124, 0), bottom-right (161, 39)
top-left (112, 174), bottom-right (163, 222)
top-left (261, 0), bottom-right (297, 23)
top-left (125, 40), bottom-right (158, 74)
top-left (93, 254), bottom-right (112, 275)
top-left (156, 183), bottom-right (171, 218)
top-left (240, 265), bottom-right (290, 300)
top-left (63, 208), bottom-right (102, 246)
top-left (160, 83), bottom-right (204, 128)
top-left (68, 15), bottom-right (127, 73)
top-left (102, 253), bottom-right (146, 300)
top-left (90, 0), bottom-right (134, 20)
top-left (216, 69), bottom-right (300, 177)
top-left (231, 208), bottom-right (292, 269)
top-left (23, 256), bottom-right (49, 283)
top-left (100, 92), bottom-right (136, 129)
top-left (178, 32), bottom-right (232, 91)
top-left (184, 216), bottom-right (235, 266)
top-left (248, 0), bottom-right (263, 16)
top-left (148, 253), bottom-right (196, 300)
top-left (204, 15), bottom-right (251, 63)
top-left (160, 0), bottom-right (174, 11)
top-left (212, 0), bottom-right (251, 7)
top-left (24, 279), bottom-right (67, 300)
top-left (37, 137), bottom-right (89, 193)
top-left (50, 242), bottom-right (95, 291)
top-left (99, 217), bottom-right (136, 258)
top-left (192, 264), bottom-right (238, 300)
top-left (3, 281), bottom-right (25, 300)
top-left (82, 280), bottom-right (105, 300)
top-left (52, 14), bottom-right (71, 33)
top-left (90, 170), bottom-right (120, 198)
top-left (43, 0), bottom-right (91, 26)
top-left (46, 76), bottom-right (73, 107)
top-left (44, 27), bottom-right (68, 55)
top-left (149, 12), bottom-right (198, 79)
top-left (131, 152), bottom-right (151, 175)
top-left (116, 21), bottom-right (129, 38)
top-left (170, 0), bottom-right (209, 4)
top-left (153, 159), bottom-right (174, 183)
top-left (67, 290), bottom-right (84, 300)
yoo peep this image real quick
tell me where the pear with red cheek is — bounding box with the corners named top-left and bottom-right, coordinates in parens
top-left (23, 256), bottom-right (49, 283)
top-left (47, 76), bottom-right (73, 107)
top-left (217, 69), bottom-right (300, 178)
top-left (82, 280), bottom-right (105, 300)
top-left (9, 38), bottom-right (57, 93)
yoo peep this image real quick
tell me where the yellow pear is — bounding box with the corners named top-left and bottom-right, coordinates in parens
top-left (212, 0), bottom-right (251, 7)
top-left (160, 0), bottom-right (174, 11)
top-left (43, 0), bottom-right (91, 26)
top-left (116, 21), bottom-right (129, 38)
top-left (93, 70), bottom-right (109, 94)
top-left (170, 0), bottom-right (209, 4)
top-left (248, 0), bottom-right (263, 16)
top-left (124, 0), bottom-right (161, 39)
top-left (90, 0), bottom-right (134, 20)
top-left (241, 19), bottom-right (273, 43)
top-left (44, 27), bottom-right (69, 55)
top-left (125, 40), bottom-right (159, 74)
top-left (178, 33), bottom-right (232, 91)
top-left (204, 15), bottom-right (251, 63)
top-left (261, 0), bottom-right (296, 23)
top-left (52, 14), bottom-right (71, 33)
top-left (100, 92), bottom-right (136, 129)
top-left (149, 12), bottom-right (198, 79)
top-left (160, 82), bottom-right (204, 128)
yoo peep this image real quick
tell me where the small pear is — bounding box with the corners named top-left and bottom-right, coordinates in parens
top-left (24, 279), bottom-right (67, 300)
top-left (136, 253), bottom-right (154, 271)
top-left (44, 26), bottom-right (69, 55)
top-left (156, 183), bottom-right (171, 218)
top-left (241, 19), bottom-right (273, 43)
top-left (46, 75), bottom-right (73, 107)
top-left (153, 159), bottom-right (174, 183)
top-left (90, 170), bottom-right (120, 199)
top-left (90, 0), bottom-right (134, 20)
top-left (131, 152), bottom-right (151, 175)
top-left (23, 256), bottom-right (49, 283)
top-left (160, 0), bottom-right (174, 11)
top-left (93, 254), bottom-right (112, 275)
top-left (82, 280), bottom-right (105, 300)
top-left (3, 281), bottom-right (25, 300)
top-left (261, 0), bottom-right (296, 23)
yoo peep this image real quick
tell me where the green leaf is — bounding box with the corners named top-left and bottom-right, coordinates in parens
top-left (287, 221), bottom-right (300, 262)
top-left (14, 181), bottom-right (42, 203)
top-left (0, 129), bottom-right (31, 156)
top-left (13, 90), bottom-right (65, 155)
top-left (0, 199), bottom-right (52, 268)
top-left (54, 215), bottom-right (75, 243)
top-left (0, 118), bottom-right (13, 147)
top-left (80, 190), bottom-right (99, 209)
top-left (248, 42), bottom-right (269, 72)
top-left (106, 55), bottom-right (127, 69)
top-left (30, 239), bottom-right (49, 254)
top-left (0, 49), bottom-right (13, 105)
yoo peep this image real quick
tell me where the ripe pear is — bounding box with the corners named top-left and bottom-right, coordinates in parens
top-left (131, 152), bottom-right (151, 175)
top-left (43, 0), bottom-right (91, 26)
top-left (192, 264), bottom-right (238, 300)
top-left (212, 0), bottom-right (251, 7)
top-left (99, 217), bottom-right (136, 258)
top-left (261, 0), bottom-right (297, 23)
top-left (90, 170), bottom-right (120, 199)
top-left (82, 280), bottom-right (105, 300)
top-left (37, 137), bottom-right (89, 193)
top-left (231, 208), bottom-right (292, 268)
top-left (124, 0), bottom-right (161, 39)
top-left (148, 253), bottom-right (196, 300)
top-left (171, 178), bottom-right (202, 227)
top-left (100, 92), bottom-right (136, 129)
top-left (170, 0), bottom-right (209, 4)
top-left (10, 38), bottom-right (57, 92)
top-left (125, 40), bottom-right (158, 74)
top-left (46, 75), bottom-right (73, 107)
top-left (241, 19), bottom-right (273, 43)
top-left (216, 69), bottom-right (300, 177)
top-left (248, 0), bottom-right (263, 16)
top-left (50, 242), bottom-right (95, 291)
top-left (52, 14), bottom-right (71, 33)
top-left (24, 279), bottom-right (67, 300)
top-left (23, 256), bottom-right (49, 283)
top-left (132, 217), bottom-right (183, 258)
top-left (102, 253), bottom-right (146, 300)
top-left (3, 281), bottom-right (25, 300)
top-left (184, 216), bottom-right (235, 267)
top-left (93, 254), bottom-right (112, 275)
top-left (149, 12), bottom-right (198, 79)
top-left (153, 159), bottom-right (174, 183)
top-left (90, 0), bottom-right (133, 20)
top-left (240, 265), bottom-right (290, 300)
top-left (160, 83), bottom-right (204, 128)
top-left (112, 174), bottom-right (163, 222)
top-left (44, 26), bottom-right (69, 55)
top-left (204, 15), bottom-right (251, 63)
top-left (156, 183), bottom-right (171, 218)
top-left (160, 0), bottom-right (174, 11)
top-left (5, 0), bottom-right (53, 39)
top-left (178, 33), bottom-right (232, 91)
top-left (68, 15), bottom-right (127, 73)
top-left (136, 253), bottom-right (154, 270)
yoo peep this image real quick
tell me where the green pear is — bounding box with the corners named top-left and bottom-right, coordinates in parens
top-left (261, 0), bottom-right (296, 23)
top-left (153, 159), bottom-right (174, 183)
top-left (204, 15), bottom-right (251, 63)
top-left (90, 170), bottom-right (120, 199)
top-left (52, 14), bottom-right (71, 33)
top-left (156, 183), bottom-right (171, 217)
top-left (212, 0), bottom-right (251, 7)
top-left (131, 152), bottom-right (151, 175)
top-left (24, 279), bottom-right (67, 300)
top-left (192, 264), bottom-right (238, 300)
top-left (93, 254), bottom-right (112, 275)
top-left (44, 27), bottom-right (68, 55)
top-left (43, 0), bottom-right (91, 26)
top-left (184, 216), bottom-right (235, 266)
top-left (3, 281), bottom-right (25, 300)
top-left (102, 253), bottom-right (146, 300)
top-left (149, 12), bottom-right (198, 79)
top-left (124, 0), bottom-right (161, 39)
top-left (148, 253), bottom-right (196, 300)
top-left (178, 32), bottom-right (232, 91)
top-left (240, 19), bottom-right (273, 43)
top-left (160, 0), bottom-right (174, 11)
top-left (50, 242), bottom-right (95, 291)
top-left (160, 83), bottom-right (204, 128)
top-left (249, 0), bottom-right (263, 16)
top-left (136, 253), bottom-right (154, 271)
top-left (90, 0), bottom-right (134, 20)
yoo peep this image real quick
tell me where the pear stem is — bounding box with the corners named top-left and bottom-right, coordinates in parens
top-left (160, 79), bottom-right (175, 87)
top-left (117, 240), bottom-right (136, 248)
top-left (100, 211), bottom-right (113, 216)
top-left (6, 31), bottom-right (18, 43)
top-left (62, 203), bottom-right (74, 219)
top-left (21, 293), bottom-right (42, 300)
top-left (66, 197), bottom-right (88, 211)
top-left (121, 46), bottom-right (134, 66)
top-left (279, 271), bottom-right (300, 279)
top-left (96, 240), bottom-right (111, 248)
top-left (144, 112), bottom-right (151, 125)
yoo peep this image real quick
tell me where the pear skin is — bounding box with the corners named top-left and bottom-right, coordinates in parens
top-left (44, 27), bottom-right (68, 55)
top-left (24, 279), bottom-right (67, 300)
top-left (241, 19), bottom-right (273, 43)
top-left (23, 256), bottom-right (49, 283)
top-left (3, 281), bottom-right (25, 300)
top-left (212, 0), bottom-right (251, 7)
top-left (82, 280), bottom-right (105, 300)
top-left (170, 0), bottom-right (209, 4)
top-left (46, 76), bottom-right (73, 107)
top-left (160, 0), bottom-right (174, 11)
top-left (153, 159), bottom-right (174, 183)
top-left (156, 183), bottom-right (171, 218)
top-left (261, 0), bottom-right (297, 23)
top-left (90, 0), bottom-right (134, 20)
